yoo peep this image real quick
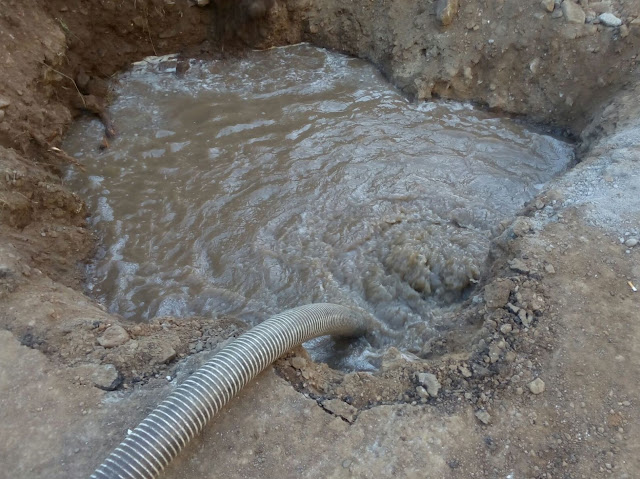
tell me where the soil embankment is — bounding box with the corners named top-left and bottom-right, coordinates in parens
top-left (1, 1), bottom-right (639, 477)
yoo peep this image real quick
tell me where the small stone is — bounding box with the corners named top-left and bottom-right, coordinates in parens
top-left (507, 303), bottom-right (521, 314)
top-left (475, 409), bottom-right (491, 425)
top-left (500, 324), bottom-right (513, 334)
top-left (541, 0), bottom-right (555, 12)
top-left (512, 217), bottom-right (533, 237)
top-left (380, 346), bottom-right (419, 370)
top-left (545, 264), bottom-right (556, 274)
top-left (97, 325), bottom-right (130, 348)
top-left (489, 342), bottom-right (503, 363)
top-left (196, 0), bottom-right (210, 5)
top-left (156, 344), bottom-right (177, 364)
top-left (416, 372), bottom-right (441, 397)
top-left (519, 309), bottom-right (533, 328)
top-left (321, 399), bottom-right (358, 423)
top-left (562, 1), bottom-right (586, 24)
top-left (529, 58), bottom-right (540, 74)
top-left (81, 363), bottom-right (122, 391)
top-left (0, 98), bottom-right (10, 109)
top-left (598, 13), bottom-right (622, 26)
top-left (620, 24), bottom-right (629, 37)
top-left (624, 238), bottom-right (638, 247)
top-left (484, 279), bottom-right (514, 309)
top-left (436, 0), bottom-right (459, 26)
top-left (416, 385), bottom-right (429, 399)
top-left (290, 357), bottom-right (307, 370)
top-left (0, 110), bottom-right (4, 122)
top-left (509, 259), bottom-right (530, 274)
top-left (459, 366), bottom-right (472, 378)
top-left (472, 363), bottom-right (491, 378)
top-left (530, 296), bottom-right (545, 312)
top-left (528, 378), bottom-right (546, 395)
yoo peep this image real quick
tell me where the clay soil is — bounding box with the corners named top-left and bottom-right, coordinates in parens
top-left (1, 0), bottom-right (640, 478)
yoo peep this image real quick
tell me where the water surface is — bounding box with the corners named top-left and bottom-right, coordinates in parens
top-left (64, 45), bottom-right (574, 369)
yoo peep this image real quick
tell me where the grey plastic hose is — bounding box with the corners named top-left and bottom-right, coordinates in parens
top-left (90, 303), bottom-right (368, 479)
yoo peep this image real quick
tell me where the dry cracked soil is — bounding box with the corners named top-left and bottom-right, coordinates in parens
top-left (1, 0), bottom-right (640, 478)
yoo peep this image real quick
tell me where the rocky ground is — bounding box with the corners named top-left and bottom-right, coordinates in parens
top-left (1, 0), bottom-right (639, 478)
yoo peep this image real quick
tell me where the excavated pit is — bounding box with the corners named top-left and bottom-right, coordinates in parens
top-left (1, 1), bottom-right (640, 477)
top-left (63, 44), bottom-right (574, 370)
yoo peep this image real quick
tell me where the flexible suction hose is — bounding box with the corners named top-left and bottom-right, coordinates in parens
top-left (90, 303), bottom-right (368, 479)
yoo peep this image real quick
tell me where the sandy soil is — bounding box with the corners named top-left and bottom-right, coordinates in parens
top-left (1, 0), bottom-right (639, 478)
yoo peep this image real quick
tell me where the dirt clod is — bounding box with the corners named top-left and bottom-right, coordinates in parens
top-left (290, 357), bottom-right (307, 370)
top-left (97, 325), bottom-right (130, 348)
top-left (484, 279), bottom-right (514, 309)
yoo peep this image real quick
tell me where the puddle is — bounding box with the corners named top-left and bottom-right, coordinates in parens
top-left (64, 44), bottom-right (574, 370)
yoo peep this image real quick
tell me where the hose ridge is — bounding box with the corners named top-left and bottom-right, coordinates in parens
top-left (90, 303), bottom-right (367, 479)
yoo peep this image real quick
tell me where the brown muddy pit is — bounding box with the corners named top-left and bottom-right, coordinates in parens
top-left (64, 44), bottom-right (574, 370)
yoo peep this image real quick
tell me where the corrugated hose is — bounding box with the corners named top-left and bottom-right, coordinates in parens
top-left (90, 303), bottom-right (368, 479)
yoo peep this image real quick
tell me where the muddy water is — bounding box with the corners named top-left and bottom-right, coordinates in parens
top-left (64, 45), bottom-right (573, 369)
